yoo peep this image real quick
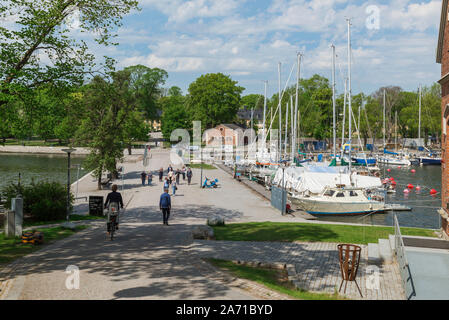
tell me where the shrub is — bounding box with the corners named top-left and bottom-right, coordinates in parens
top-left (2, 181), bottom-right (73, 222)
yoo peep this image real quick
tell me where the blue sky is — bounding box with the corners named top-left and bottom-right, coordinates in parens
top-left (89, 0), bottom-right (442, 97)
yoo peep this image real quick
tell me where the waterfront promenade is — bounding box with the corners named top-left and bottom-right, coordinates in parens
top-left (0, 148), bottom-right (405, 300)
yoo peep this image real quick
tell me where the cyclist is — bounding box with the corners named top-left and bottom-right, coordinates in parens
top-left (104, 184), bottom-right (124, 233)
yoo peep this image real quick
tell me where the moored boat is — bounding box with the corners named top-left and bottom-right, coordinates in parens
top-left (292, 187), bottom-right (386, 215)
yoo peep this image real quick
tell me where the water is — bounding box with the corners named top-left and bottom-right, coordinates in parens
top-left (0, 153), bottom-right (87, 192)
top-left (316, 165), bottom-right (442, 229)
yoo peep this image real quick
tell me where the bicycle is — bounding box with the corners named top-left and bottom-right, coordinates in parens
top-left (105, 202), bottom-right (120, 241)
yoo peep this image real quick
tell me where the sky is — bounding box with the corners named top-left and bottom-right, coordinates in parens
top-left (5, 0), bottom-right (443, 98)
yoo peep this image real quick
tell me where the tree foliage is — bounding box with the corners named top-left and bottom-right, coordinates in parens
top-left (186, 73), bottom-right (244, 129)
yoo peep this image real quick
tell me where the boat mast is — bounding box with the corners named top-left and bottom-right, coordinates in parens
top-left (278, 62), bottom-right (282, 162)
top-left (331, 44), bottom-right (337, 159)
top-left (395, 110), bottom-right (398, 152)
top-left (347, 18), bottom-right (352, 174)
top-left (263, 80), bottom-right (268, 149)
top-left (383, 89), bottom-right (386, 149)
top-left (341, 78), bottom-right (347, 159)
top-left (290, 94), bottom-right (294, 161)
top-left (294, 53), bottom-right (301, 162)
top-left (285, 100), bottom-right (288, 157)
top-left (418, 84), bottom-right (422, 146)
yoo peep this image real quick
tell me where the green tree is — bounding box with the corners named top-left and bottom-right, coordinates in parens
top-left (75, 71), bottom-right (136, 190)
top-left (124, 65), bottom-right (168, 120)
top-left (0, 0), bottom-right (139, 109)
top-left (186, 73), bottom-right (244, 130)
top-left (122, 110), bottom-right (150, 155)
top-left (241, 94), bottom-right (264, 110)
top-left (160, 94), bottom-right (189, 141)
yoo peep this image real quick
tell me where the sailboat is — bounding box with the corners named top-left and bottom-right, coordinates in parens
top-left (376, 90), bottom-right (412, 166)
top-left (414, 84), bottom-right (441, 165)
top-left (292, 20), bottom-right (387, 215)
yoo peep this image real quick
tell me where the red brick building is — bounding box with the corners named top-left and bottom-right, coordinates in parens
top-left (437, 0), bottom-right (449, 238)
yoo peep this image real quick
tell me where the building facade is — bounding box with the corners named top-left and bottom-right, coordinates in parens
top-left (437, 0), bottom-right (449, 238)
top-left (204, 124), bottom-right (248, 148)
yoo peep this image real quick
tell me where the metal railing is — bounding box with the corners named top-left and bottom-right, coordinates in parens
top-left (394, 213), bottom-right (416, 300)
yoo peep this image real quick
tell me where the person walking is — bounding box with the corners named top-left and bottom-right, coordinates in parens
top-left (168, 170), bottom-right (174, 185)
top-left (140, 171), bottom-right (147, 186)
top-left (163, 177), bottom-right (170, 190)
top-left (172, 180), bottom-right (177, 196)
top-left (147, 171), bottom-right (153, 186)
top-left (159, 167), bottom-right (164, 182)
top-left (159, 188), bottom-right (171, 226)
top-left (167, 165), bottom-right (173, 173)
top-left (182, 166), bottom-right (186, 181)
top-left (175, 169), bottom-right (181, 184)
top-left (187, 167), bottom-right (193, 185)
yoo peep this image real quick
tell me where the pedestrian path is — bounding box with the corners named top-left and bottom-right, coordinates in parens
top-left (189, 240), bottom-right (406, 300)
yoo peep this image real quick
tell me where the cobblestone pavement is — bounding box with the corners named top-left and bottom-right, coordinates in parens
top-left (189, 240), bottom-right (406, 300)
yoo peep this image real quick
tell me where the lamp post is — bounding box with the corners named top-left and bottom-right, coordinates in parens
top-left (62, 148), bottom-right (76, 227)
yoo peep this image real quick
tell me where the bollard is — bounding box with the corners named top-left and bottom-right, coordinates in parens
top-left (5, 210), bottom-right (15, 238)
top-left (12, 197), bottom-right (23, 237)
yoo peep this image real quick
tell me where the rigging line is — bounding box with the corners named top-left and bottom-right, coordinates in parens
top-left (260, 60), bottom-right (297, 149)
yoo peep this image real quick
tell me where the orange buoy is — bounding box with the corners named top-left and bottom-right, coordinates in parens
top-left (411, 169), bottom-right (416, 173)
top-left (407, 184), bottom-right (414, 189)
top-left (403, 189), bottom-right (410, 194)
top-left (387, 169), bottom-right (391, 172)
top-left (430, 189), bottom-right (437, 195)
top-left (415, 186), bottom-right (421, 191)
top-left (391, 181), bottom-right (397, 185)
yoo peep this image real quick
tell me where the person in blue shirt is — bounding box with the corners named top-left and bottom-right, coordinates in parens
top-left (159, 188), bottom-right (171, 225)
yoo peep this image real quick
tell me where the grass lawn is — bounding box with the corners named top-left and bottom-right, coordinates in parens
top-left (23, 214), bottom-right (105, 227)
top-left (212, 222), bottom-right (437, 245)
top-left (188, 163), bottom-right (217, 170)
top-left (0, 225), bottom-right (88, 265)
top-left (208, 259), bottom-right (343, 300)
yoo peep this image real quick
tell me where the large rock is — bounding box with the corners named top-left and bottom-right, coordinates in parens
top-left (192, 225), bottom-right (215, 240)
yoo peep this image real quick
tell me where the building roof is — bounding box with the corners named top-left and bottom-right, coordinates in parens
top-left (220, 123), bottom-right (246, 130)
top-left (437, 0), bottom-right (448, 64)
top-left (237, 106), bottom-right (264, 121)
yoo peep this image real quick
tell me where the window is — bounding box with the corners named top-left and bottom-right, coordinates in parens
top-left (324, 190), bottom-right (336, 197)
top-left (444, 104), bottom-right (449, 136)
top-left (336, 192), bottom-right (345, 198)
top-left (349, 191), bottom-right (358, 197)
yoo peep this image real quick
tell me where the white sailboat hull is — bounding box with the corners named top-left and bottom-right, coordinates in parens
top-left (292, 196), bottom-right (385, 215)
top-left (377, 156), bottom-right (411, 166)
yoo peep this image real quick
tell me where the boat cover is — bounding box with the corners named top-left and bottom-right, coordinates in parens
top-left (272, 166), bottom-right (381, 194)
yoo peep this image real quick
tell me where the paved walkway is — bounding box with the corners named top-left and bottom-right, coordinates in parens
top-left (0, 148), bottom-right (405, 300)
top-left (189, 240), bottom-right (405, 300)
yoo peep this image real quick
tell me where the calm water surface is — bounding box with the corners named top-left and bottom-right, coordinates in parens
top-left (0, 153), bottom-right (87, 191)
top-left (317, 165), bottom-right (442, 229)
